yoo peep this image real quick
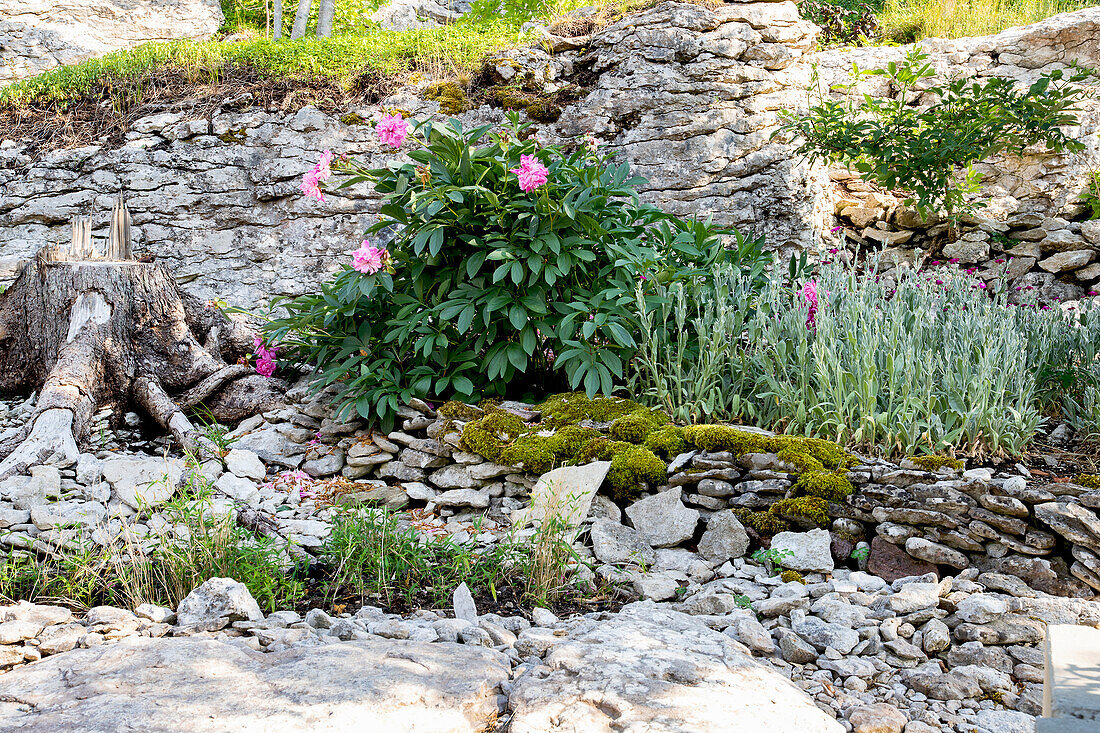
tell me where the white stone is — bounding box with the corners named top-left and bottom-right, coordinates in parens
top-left (513, 461), bottom-right (611, 536)
top-left (770, 529), bottom-right (834, 573)
top-left (224, 449), bottom-right (266, 480)
top-left (625, 487), bottom-right (699, 548)
top-left (102, 456), bottom-right (184, 509)
top-left (175, 577), bottom-right (263, 627)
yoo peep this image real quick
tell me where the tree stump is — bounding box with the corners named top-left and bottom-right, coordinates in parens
top-left (0, 249), bottom-right (274, 480)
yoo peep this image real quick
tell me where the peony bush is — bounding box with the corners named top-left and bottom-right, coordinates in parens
top-left (267, 113), bottom-right (761, 430)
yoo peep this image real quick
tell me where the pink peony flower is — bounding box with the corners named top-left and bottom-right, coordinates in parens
top-left (510, 154), bottom-right (549, 193)
top-left (256, 357), bottom-right (276, 378)
top-left (352, 240), bottom-right (388, 274)
top-left (377, 113), bottom-right (409, 148)
top-left (300, 168), bottom-right (323, 202)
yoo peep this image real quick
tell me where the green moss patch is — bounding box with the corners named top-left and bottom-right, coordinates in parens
top-left (907, 454), bottom-right (964, 472)
top-left (424, 80), bottom-right (470, 115)
top-left (769, 497), bottom-right (831, 528)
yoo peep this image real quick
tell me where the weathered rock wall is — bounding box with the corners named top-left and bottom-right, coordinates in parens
top-left (1, 3), bottom-right (1098, 305)
top-left (0, 0), bottom-right (224, 87)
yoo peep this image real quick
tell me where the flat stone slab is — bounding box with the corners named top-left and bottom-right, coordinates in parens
top-left (1044, 624), bottom-right (1100, 723)
top-left (514, 461), bottom-right (611, 534)
top-left (507, 601), bottom-right (844, 733)
top-left (0, 635), bottom-right (510, 732)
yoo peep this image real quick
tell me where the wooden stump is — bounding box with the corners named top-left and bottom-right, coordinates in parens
top-left (0, 250), bottom-right (271, 479)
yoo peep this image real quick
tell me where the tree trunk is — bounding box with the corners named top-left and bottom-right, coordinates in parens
top-left (273, 0), bottom-right (284, 39)
top-left (291, 0), bottom-right (313, 39)
top-left (0, 251), bottom-right (277, 480)
top-left (316, 0), bottom-right (335, 38)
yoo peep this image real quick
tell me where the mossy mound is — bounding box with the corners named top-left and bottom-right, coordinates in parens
top-left (780, 569), bottom-right (805, 584)
top-left (769, 496), bottom-right (831, 528)
top-left (537, 392), bottom-right (644, 427)
top-left (907, 454), bottom-right (964, 472)
top-left (1076, 473), bottom-right (1100, 489)
top-left (681, 425), bottom-right (855, 471)
top-left (424, 81), bottom-right (469, 115)
top-left (643, 424), bottom-right (686, 459)
top-left (458, 394), bottom-right (667, 500)
top-left (732, 508), bottom-right (790, 537)
top-left (794, 470), bottom-right (855, 502)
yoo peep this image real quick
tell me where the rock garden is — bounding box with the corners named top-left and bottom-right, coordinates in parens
top-left (2, 0), bottom-right (1100, 732)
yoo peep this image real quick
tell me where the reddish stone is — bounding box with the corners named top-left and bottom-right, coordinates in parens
top-left (867, 535), bottom-right (938, 583)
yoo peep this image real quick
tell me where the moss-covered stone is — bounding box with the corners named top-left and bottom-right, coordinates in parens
top-left (499, 434), bottom-right (555, 473)
top-left (459, 409), bottom-right (525, 462)
top-left (339, 112), bottom-right (367, 126)
top-left (682, 425), bottom-right (769, 454)
top-left (794, 470), bottom-right (855, 502)
top-left (769, 496), bottom-right (831, 528)
top-left (907, 454), bottom-right (964, 472)
top-left (609, 407), bottom-right (669, 443)
top-left (537, 392), bottom-right (642, 427)
top-left (643, 424), bottom-right (685, 458)
top-left (780, 569), bottom-right (805, 584)
top-left (439, 400), bottom-right (485, 421)
top-left (1076, 473), bottom-right (1100, 489)
top-left (731, 508), bottom-right (790, 537)
top-left (424, 81), bottom-right (469, 115)
top-left (607, 445), bottom-right (666, 501)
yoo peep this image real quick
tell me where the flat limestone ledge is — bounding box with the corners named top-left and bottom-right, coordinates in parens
top-left (1043, 624), bottom-right (1100, 723)
top-left (0, 635), bottom-right (511, 732)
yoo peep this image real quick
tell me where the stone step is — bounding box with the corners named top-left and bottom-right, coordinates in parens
top-left (1043, 624), bottom-right (1100, 723)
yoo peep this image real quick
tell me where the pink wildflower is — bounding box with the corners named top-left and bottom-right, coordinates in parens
top-left (949, 258), bottom-right (960, 264)
top-left (800, 280), bottom-right (820, 330)
top-left (510, 154), bottom-right (549, 193)
top-left (351, 240), bottom-right (388, 274)
top-left (256, 357), bottom-right (276, 378)
top-left (253, 335), bottom-right (278, 378)
top-left (377, 113), bottom-right (409, 148)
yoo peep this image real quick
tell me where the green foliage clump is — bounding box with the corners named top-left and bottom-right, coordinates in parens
top-left (777, 47), bottom-right (1094, 219)
top-left (769, 497), bottom-right (831, 528)
top-left (424, 81), bottom-right (470, 115)
top-left (609, 407), bottom-right (669, 443)
top-left (1075, 473), bottom-right (1100, 490)
top-left (775, 445), bottom-right (824, 473)
top-left (907, 454), bottom-right (964, 472)
top-left (607, 446), bottom-right (667, 501)
top-left (794, 470), bottom-right (855, 502)
top-left (780, 569), bottom-right (805, 584)
top-left (574, 437), bottom-right (630, 463)
top-left (550, 425), bottom-right (602, 458)
top-left (731, 508), bottom-right (790, 537)
top-left (267, 114), bottom-right (744, 432)
top-left (499, 434), bottom-right (556, 472)
top-left (643, 424), bottom-right (686, 459)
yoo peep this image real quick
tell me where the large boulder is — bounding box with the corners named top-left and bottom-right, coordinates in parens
top-left (0, 635), bottom-right (510, 732)
top-left (0, 0), bottom-right (224, 86)
top-left (771, 528), bottom-right (834, 573)
top-left (507, 602), bottom-right (844, 732)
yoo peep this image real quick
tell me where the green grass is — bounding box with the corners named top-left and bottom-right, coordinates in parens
top-left (0, 20), bottom-right (528, 110)
top-left (219, 0), bottom-right (385, 37)
top-left (877, 0), bottom-right (1099, 41)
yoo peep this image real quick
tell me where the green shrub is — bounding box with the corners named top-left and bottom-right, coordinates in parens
top-left (267, 116), bottom-right (743, 431)
top-left (777, 48), bottom-right (1094, 218)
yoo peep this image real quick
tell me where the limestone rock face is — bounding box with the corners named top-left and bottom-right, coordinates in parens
top-left (507, 602), bottom-right (844, 733)
top-left (0, 635), bottom-right (510, 732)
top-left (0, 0), bottom-right (223, 86)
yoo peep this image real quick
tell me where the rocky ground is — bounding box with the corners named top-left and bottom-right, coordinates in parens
top-left (2, 383), bottom-right (1100, 730)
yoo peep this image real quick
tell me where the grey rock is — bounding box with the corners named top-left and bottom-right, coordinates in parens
top-left (625, 487), bottom-right (699, 548)
top-left (224, 449), bottom-right (267, 480)
top-left (175, 577), bottom-right (263, 627)
top-left (589, 519), bottom-right (656, 566)
top-left (517, 461), bottom-right (611, 533)
top-left (697, 511), bottom-right (750, 563)
top-left (428, 465), bottom-right (483, 490)
top-left (507, 602), bottom-right (843, 732)
top-left (904, 537), bottom-right (969, 569)
top-left (453, 582), bottom-right (478, 624)
top-left (434, 489), bottom-right (490, 509)
top-left (103, 457), bottom-right (184, 509)
top-left (770, 529), bottom-right (833, 573)
top-left (955, 594), bottom-right (1008, 624)
top-left (777, 629), bottom-right (819, 664)
top-left (0, 635), bottom-right (509, 732)
top-left (791, 617), bottom-right (859, 654)
top-left (888, 582), bottom-right (940, 614)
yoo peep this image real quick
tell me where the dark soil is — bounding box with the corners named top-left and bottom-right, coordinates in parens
top-left (295, 563), bottom-right (627, 621)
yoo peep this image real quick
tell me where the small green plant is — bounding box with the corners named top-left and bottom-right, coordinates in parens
top-left (799, 0), bottom-right (879, 45)
top-left (1082, 171), bottom-right (1100, 221)
top-left (778, 48), bottom-right (1094, 219)
top-left (190, 405), bottom-right (239, 456)
top-left (752, 547), bottom-right (795, 576)
top-left (850, 545), bottom-right (870, 562)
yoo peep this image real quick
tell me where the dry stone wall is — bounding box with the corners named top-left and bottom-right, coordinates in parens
top-left (1, 3), bottom-right (1099, 305)
top-left (0, 0), bottom-right (224, 87)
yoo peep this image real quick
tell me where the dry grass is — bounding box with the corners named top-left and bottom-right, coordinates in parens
top-left (879, 0), bottom-right (1099, 41)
